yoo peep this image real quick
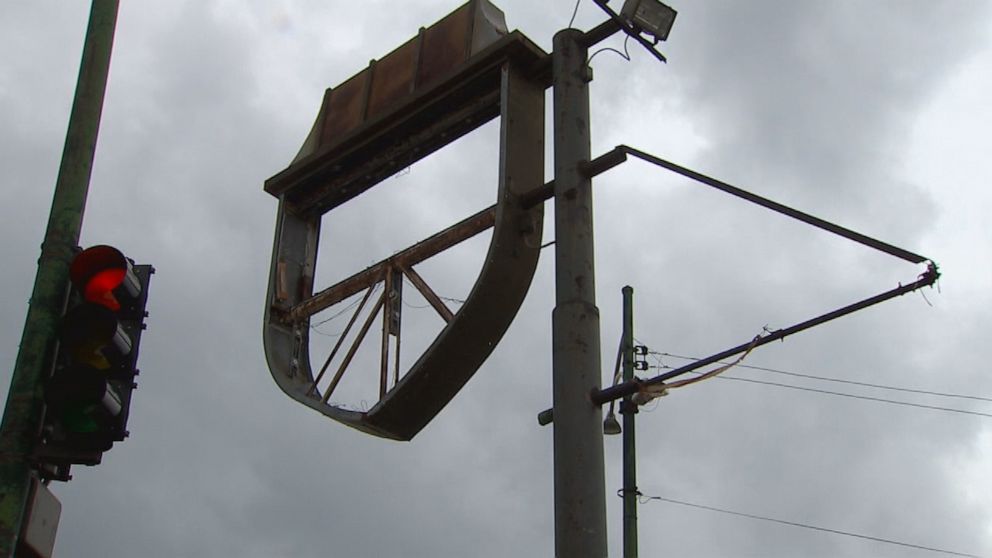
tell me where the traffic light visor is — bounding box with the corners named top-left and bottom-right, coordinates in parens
top-left (69, 245), bottom-right (140, 311)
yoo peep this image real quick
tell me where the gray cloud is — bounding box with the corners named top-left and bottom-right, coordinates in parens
top-left (1, 1), bottom-right (990, 557)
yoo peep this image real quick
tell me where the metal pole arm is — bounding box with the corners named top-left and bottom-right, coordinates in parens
top-left (592, 264), bottom-right (940, 406)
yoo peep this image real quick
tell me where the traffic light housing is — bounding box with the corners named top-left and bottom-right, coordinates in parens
top-left (36, 246), bottom-right (152, 481)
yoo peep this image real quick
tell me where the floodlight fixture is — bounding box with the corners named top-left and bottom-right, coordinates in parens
top-left (620, 0), bottom-right (677, 43)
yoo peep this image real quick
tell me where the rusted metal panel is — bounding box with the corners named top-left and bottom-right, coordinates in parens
top-left (417, 4), bottom-right (473, 88)
top-left (289, 85), bottom-right (503, 215)
top-left (263, 0), bottom-right (548, 217)
top-left (288, 1), bottom-right (509, 166)
top-left (367, 38), bottom-right (419, 119)
top-left (321, 72), bottom-right (368, 144)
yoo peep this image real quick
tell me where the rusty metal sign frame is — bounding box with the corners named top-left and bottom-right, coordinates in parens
top-left (263, 17), bottom-right (549, 440)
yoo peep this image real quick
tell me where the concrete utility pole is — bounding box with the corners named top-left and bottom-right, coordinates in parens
top-left (0, 1), bottom-right (119, 554)
top-left (620, 286), bottom-right (639, 558)
top-left (551, 28), bottom-right (608, 558)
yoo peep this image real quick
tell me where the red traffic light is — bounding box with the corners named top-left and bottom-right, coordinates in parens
top-left (37, 246), bottom-right (152, 479)
top-left (69, 245), bottom-right (140, 312)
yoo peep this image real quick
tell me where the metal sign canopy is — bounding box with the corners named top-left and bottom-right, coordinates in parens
top-left (263, 0), bottom-right (549, 441)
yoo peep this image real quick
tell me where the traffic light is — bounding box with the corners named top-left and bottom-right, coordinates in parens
top-left (36, 245), bottom-right (152, 481)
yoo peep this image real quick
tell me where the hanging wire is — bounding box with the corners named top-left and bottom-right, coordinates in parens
top-left (644, 362), bottom-right (992, 419)
top-left (637, 494), bottom-right (987, 558)
top-left (567, 0), bottom-right (582, 28)
top-left (652, 349), bottom-right (992, 403)
top-left (588, 34), bottom-right (632, 65)
top-left (311, 284), bottom-right (380, 331)
top-left (708, 375), bottom-right (992, 419)
top-left (310, 328), bottom-right (344, 339)
top-left (662, 335), bottom-right (761, 390)
top-left (402, 298), bottom-right (433, 310)
top-left (634, 342), bottom-right (991, 418)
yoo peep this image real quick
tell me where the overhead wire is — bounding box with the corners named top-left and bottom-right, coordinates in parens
top-left (635, 493), bottom-right (987, 558)
top-left (662, 334), bottom-right (759, 390)
top-left (641, 356), bottom-right (992, 419)
top-left (701, 374), bottom-right (992, 419)
top-left (310, 284), bottom-right (380, 331)
top-left (656, 350), bottom-right (992, 403)
top-left (567, 0), bottom-right (581, 28)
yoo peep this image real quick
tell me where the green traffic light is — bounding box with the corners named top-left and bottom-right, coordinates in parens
top-left (60, 405), bottom-right (100, 434)
top-left (45, 366), bottom-right (122, 433)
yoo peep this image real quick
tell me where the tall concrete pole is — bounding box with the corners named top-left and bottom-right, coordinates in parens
top-left (551, 28), bottom-right (608, 558)
top-left (620, 286), bottom-right (638, 558)
top-left (0, 1), bottom-right (119, 555)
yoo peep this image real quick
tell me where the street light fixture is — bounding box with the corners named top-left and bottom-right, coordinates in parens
top-left (620, 0), bottom-right (677, 43)
top-left (603, 403), bottom-right (622, 435)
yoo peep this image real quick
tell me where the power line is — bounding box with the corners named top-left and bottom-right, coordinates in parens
top-left (647, 360), bottom-right (992, 419)
top-left (655, 350), bottom-right (992, 403)
top-left (658, 366), bottom-right (992, 418)
top-left (636, 346), bottom-right (992, 418)
top-left (705, 374), bottom-right (992, 419)
top-left (638, 493), bottom-right (987, 558)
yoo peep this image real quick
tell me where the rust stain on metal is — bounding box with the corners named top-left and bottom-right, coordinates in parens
top-left (321, 73), bottom-right (367, 142)
top-left (262, 1), bottom-right (549, 218)
top-left (276, 260), bottom-right (289, 302)
top-left (368, 39), bottom-right (419, 118)
top-left (418, 4), bottom-right (473, 88)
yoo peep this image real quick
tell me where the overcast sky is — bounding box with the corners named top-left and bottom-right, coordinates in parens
top-left (2, 1), bottom-right (991, 557)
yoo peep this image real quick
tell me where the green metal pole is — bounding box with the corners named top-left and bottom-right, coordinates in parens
top-left (621, 285), bottom-right (638, 558)
top-left (0, 1), bottom-right (119, 554)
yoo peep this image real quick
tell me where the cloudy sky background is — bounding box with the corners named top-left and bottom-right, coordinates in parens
top-left (2, 1), bottom-right (991, 557)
